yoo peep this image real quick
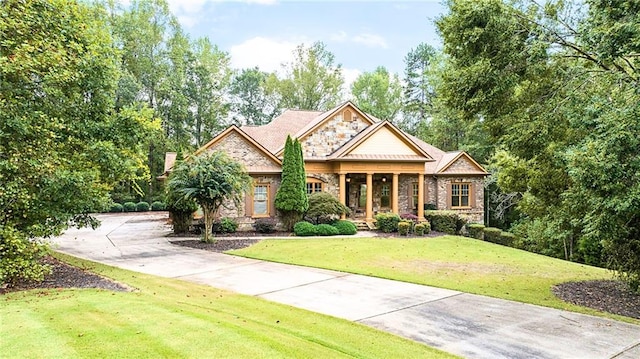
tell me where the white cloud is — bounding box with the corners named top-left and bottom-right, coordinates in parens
top-left (352, 33), bottom-right (388, 48)
top-left (229, 37), bottom-right (298, 73)
top-left (341, 67), bottom-right (362, 99)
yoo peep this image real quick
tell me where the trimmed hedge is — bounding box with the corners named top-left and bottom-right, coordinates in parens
top-left (467, 223), bottom-right (485, 240)
top-left (375, 213), bottom-right (400, 233)
top-left (424, 210), bottom-right (466, 234)
top-left (110, 203), bottom-right (124, 213)
top-left (333, 220), bottom-right (357, 235)
top-left (254, 218), bottom-right (277, 233)
top-left (499, 231), bottom-right (516, 246)
top-left (483, 227), bottom-right (502, 244)
top-left (213, 217), bottom-right (238, 234)
top-left (416, 221), bottom-right (431, 235)
top-left (294, 221), bottom-right (317, 236)
top-left (316, 223), bottom-right (339, 236)
top-left (136, 201), bottom-right (150, 212)
top-left (398, 221), bottom-right (411, 236)
top-left (123, 202), bottom-right (137, 212)
top-left (151, 201), bottom-right (166, 211)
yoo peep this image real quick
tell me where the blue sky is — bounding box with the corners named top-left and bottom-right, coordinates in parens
top-left (165, 0), bottom-right (447, 85)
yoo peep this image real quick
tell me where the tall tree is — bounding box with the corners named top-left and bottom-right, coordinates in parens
top-left (0, 0), bottom-right (159, 284)
top-left (269, 42), bottom-right (344, 111)
top-left (167, 151), bottom-right (251, 243)
top-left (402, 43), bottom-right (437, 132)
top-left (229, 67), bottom-right (280, 125)
top-left (350, 66), bottom-right (402, 122)
top-left (275, 136), bottom-right (308, 230)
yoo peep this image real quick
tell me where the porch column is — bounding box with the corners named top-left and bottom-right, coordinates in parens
top-left (339, 173), bottom-right (346, 220)
top-left (392, 173), bottom-right (399, 214)
top-left (366, 173), bottom-right (373, 221)
top-left (418, 173), bottom-right (425, 221)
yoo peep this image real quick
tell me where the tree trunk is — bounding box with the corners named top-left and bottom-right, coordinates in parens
top-left (202, 204), bottom-right (216, 243)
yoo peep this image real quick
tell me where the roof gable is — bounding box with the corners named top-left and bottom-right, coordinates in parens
top-left (195, 126), bottom-right (282, 173)
top-left (437, 151), bottom-right (488, 174)
top-left (241, 109), bottom-right (321, 153)
top-left (275, 101), bottom-right (377, 156)
top-left (329, 121), bottom-right (433, 161)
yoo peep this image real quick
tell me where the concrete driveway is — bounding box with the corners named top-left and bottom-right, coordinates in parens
top-left (52, 213), bottom-right (640, 359)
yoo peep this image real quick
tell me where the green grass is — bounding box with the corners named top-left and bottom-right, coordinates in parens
top-left (230, 236), bottom-right (639, 323)
top-left (0, 252), bottom-right (456, 359)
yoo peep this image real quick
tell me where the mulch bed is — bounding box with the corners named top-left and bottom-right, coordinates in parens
top-left (0, 256), bottom-right (131, 295)
top-left (171, 238), bottom-right (263, 252)
top-left (553, 280), bottom-right (640, 319)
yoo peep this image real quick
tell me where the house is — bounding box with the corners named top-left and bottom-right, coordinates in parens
top-left (163, 101), bottom-right (488, 229)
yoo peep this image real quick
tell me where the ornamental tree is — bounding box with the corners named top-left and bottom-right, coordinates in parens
top-left (168, 151), bottom-right (251, 243)
top-left (275, 136), bottom-right (308, 230)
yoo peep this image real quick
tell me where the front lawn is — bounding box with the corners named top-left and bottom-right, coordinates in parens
top-left (229, 236), bottom-right (636, 322)
top-left (0, 253), bottom-right (455, 358)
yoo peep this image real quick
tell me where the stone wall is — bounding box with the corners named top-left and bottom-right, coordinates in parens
top-left (435, 176), bottom-right (485, 223)
top-left (218, 175), bottom-right (282, 231)
top-left (207, 131), bottom-right (278, 170)
top-left (307, 173), bottom-right (339, 197)
top-left (301, 112), bottom-right (370, 157)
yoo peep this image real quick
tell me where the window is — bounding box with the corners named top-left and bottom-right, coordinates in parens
top-left (306, 178), bottom-right (324, 194)
top-left (451, 183), bottom-right (470, 208)
top-left (411, 182), bottom-right (419, 210)
top-left (253, 184), bottom-right (269, 216)
top-left (381, 184), bottom-right (390, 207)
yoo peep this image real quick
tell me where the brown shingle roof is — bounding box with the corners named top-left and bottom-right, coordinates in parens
top-left (241, 109), bottom-right (321, 153)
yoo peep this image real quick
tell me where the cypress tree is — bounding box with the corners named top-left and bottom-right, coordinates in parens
top-left (275, 135), bottom-right (308, 230)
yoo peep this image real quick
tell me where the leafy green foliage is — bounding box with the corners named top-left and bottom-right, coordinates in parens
top-left (213, 218), bottom-right (238, 234)
top-left (151, 201), bottom-right (166, 211)
top-left (398, 222), bottom-right (411, 236)
top-left (351, 66), bottom-right (402, 122)
top-left (305, 192), bottom-right (350, 224)
top-left (165, 185), bottom-right (197, 234)
top-left (294, 221), bottom-right (317, 237)
top-left (402, 43), bottom-right (437, 133)
top-left (482, 227), bottom-right (502, 244)
top-left (136, 201), bottom-right (150, 212)
top-left (275, 136), bottom-right (308, 231)
top-left (414, 223), bottom-right (429, 236)
top-left (424, 211), bottom-right (464, 235)
top-left (110, 203), bottom-right (125, 213)
top-left (229, 67), bottom-right (280, 125)
top-left (375, 213), bottom-right (401, 233)
top-left (253, 218), bottom-right (278, 234)
top-left (123, 202), bottom-right (137, 212)
top-left (167, 151), bottom-right (251, 243)
top-left (467, 223), bottom-right (485, 240)
top-left (332, 220), bottom-right (357, 235)
top-left (316, 224), bottom-right (339, 236)
top-left (0, 226), bottom-right (50, 285)
top-left (268, 42), bottom-right (343, 111)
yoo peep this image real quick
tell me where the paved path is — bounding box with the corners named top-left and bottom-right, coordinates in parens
top-left (52, 213), bottom-right (640, 359)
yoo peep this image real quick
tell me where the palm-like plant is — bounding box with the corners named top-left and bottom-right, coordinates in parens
top-left (168, 151), bottom-right (251, 243)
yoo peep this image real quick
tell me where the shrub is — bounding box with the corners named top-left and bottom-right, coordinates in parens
top-left (213, 217), bottom-right (238, 234)
top-left (424, 210), bottom-right (466, 234)
top-left (316, 223), bottom-right (339, 236)
top-left (294, 221), bottom-right (317, 236)
top-left (500, 231), bottom-right (517, 246)
top-left (398, 221), bottom-right (411, 236)
top-left (400, 213), bottom-right (418, 222)
top-left (254, 218), bottom-right (277, 233)
top-left (123, 202), bottom-right (137, 212)
top-left (375, 213), bottom-right (400, 233)
top-left (305, 192), bottom-right (350, 224)
top-left (109, 203), bottom-right (124, 213)
top-left (0, 225), bottom-right (51, 286)
top-left (424, 203), bottom-right (437, 210)
top-left (414, 223), bottom-right (426, 236)
top-left (467, 223), bottom-right (485, 239)
top-left (483, 227), bottom-right (502, 244)
top-left (136, 201), bottom-right (150, 212)
top-left (151, 201), bottom-right (166, 211)
top-left (165, 188), bottom-right (198, 234)
top-left (332, 220), bottom-right (357, 235)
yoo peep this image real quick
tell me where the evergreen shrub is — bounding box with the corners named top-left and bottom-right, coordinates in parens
top-left (424, 210), bottom-right (466, 234)
top-left (316, 223), bottom-right (339, 236)
top-left (415, 223), bottom-right (426, 236)
top-left (213, 217), bottom-right (238, 234)
top-left (254, 218), bottom-right (277, 233)
top-left (483, 227), bottom-right (502, 244)
top-left (332, 220), bottom-right (357, 235)
top-left (375, 213), bottom-right (400, 233)
top-left (294, 221), bottom-right (317, 236)
top-left (398, 221), bottom-right (411, 236)
top-left (136, 201), bottom-right (150, 212)
top-left (151, 201), bottom-right (166, 211)
top-left (123, 202), bottom-right (137, 212)
top-left (467, 223), bottom-right (485, 239)
top-left (110, 203), bottom-right (124, 213)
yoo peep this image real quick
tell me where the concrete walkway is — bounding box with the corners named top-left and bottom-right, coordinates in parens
top-left (52, 213), bottom-right (640, 359)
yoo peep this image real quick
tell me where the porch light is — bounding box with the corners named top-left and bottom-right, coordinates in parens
top-left (382, 176), bottom-right (387, 182)
top-left (346, 177), bottom-right (351, 182)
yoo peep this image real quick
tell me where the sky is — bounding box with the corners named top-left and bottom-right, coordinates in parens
top-left (164, 0), bottom-right (448, 86)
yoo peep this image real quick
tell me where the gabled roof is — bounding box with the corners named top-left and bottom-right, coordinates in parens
top-left (328, 121), bottom-right (433, 162)
top-left (241, 109), bottom-right (321, 153)
top-left (274, 101), bottom-right (378, 156)
top-left (436, 151), bottom-right (488, 175)
top-left (195, 125), bottom-right (282, 172)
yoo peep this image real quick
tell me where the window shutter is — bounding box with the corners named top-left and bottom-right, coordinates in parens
top-left (469, 182), bottom-right (475, 208)
top-left (269, 184), bottom-right (278, 216)
top-left (447, 182), bottom-right (452, 208)
top-left (244, 189), bottom-right (253, 217)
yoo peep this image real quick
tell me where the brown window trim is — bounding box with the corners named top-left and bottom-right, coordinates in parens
top-left (450, 182), bottom-right (472, 209)
top-left (252, 183), bottom-right (270, 218)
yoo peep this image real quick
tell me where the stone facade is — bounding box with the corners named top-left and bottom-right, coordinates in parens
top-left (436, 176), bottom-right (485, 223)
top-left (218, 175), bottom-right (282, 231)
top-left (301, 112), bottom-right (370, 157)
top-left (307, 173), bottom-right (339, 197)
top-left (207, 131), bottom-right (279, 171)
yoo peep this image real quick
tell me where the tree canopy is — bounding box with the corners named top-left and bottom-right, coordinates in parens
top-left (350, 66), bottom-right (402, 122)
